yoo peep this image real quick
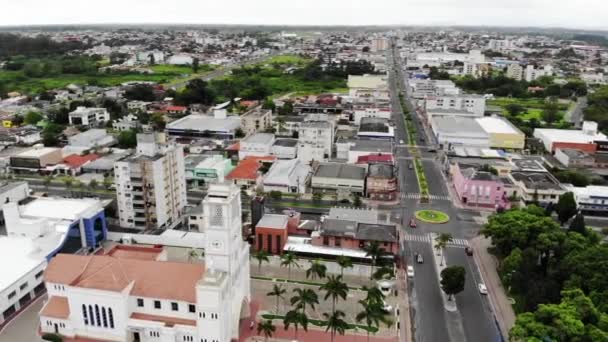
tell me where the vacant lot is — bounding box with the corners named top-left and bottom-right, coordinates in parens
top-left (487, 97), bottom-right (571, 121)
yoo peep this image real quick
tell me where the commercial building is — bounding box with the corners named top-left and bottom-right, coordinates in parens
top-left (10, 146), bottom-right (63, 173)
top-left (311, 219), bottom-right (399, 256)
top-left (353, 107), bottom-right (392, 125)
top-left (311, 163), bottom-right (366, 195)
top-left (0, 196), bottom-right (107, 327)
top-left (357, 117), bottom-right (395, 140)
top-left (39, 184), bottom-right (251, 342)
top-left (347, 75), bottom-right (390, 103)
top-left (336, 139), bottom-right (394, 163)
top-left (431, 115), bottom-right (524, 150)
top-left (254, 214), bottom-right (289, 254)
top-left (166, 109), bottom-right (241, 140)
top-left (533, 121), bottom-right (607, 153)
top-left (568, 185), bottom-right (608, 215)
top-left (262, 158), bottom-right (311, 194)
top-left (240, 108), bottom-right (272, 135)
top-left (365, 163), bottom-right (398, 201)
top-left (238, 133), bottom-right (275, 160)
top-left (271, 139), bottom-right (298, 159)
top-left (114, 133), bottom-right (186, 230)
top-left (450, 162), bottom-right (510, 209)
top-left (508, 170), bottom-right (565, 205)
top-left (226, 156), bottom-right (275, 188)
top-left (298, 121), bottom-right (334, 158)
top-left (424, 95), bottom-right (486, 117)
top-left (476, 116), bottom-right (525, 150)
top-left (68, 107), bottom-right (110, 127)
top-left (409, 79), bottom-right (460, 99)
top-left (185, 154), bottom-right (234, 187)
top-left (0, 181), bottom-right (29, 226)
top-left (65, 129), bottom-right (116, 155)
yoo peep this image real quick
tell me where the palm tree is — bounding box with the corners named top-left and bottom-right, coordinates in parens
top-left (434, 233), bottom-right (453, 266)
top-left (356, 300), bottom-right (393, 342)
top-left (43, 175), bottom-right (53, 192)
top-left (283, 309), bottom-right (308, 340)
top-left (323, 310), bottom-right (349, 342)
top-left (280, 251), bottom-right (300, 280)
top-left (267, 283), bottom-right (286, 314)
top-left (361, 285), bottom-right (385, 306)
top-left (290, 288), bottom-right (319, 314)
top-left (336, 255), bottom-right (353, 277)
top-left (257, 320), bottom-right (276, 342)
top-left (63, 176), bottom-right (73, 196)
top-left (102, 176), bottom-right (113, 190)
top-left (88, 179), bottom-right (98, 194)
top-left (305, 259), bottom-right (327, 280)
top-left (252, 250), bottom-right (270, 273)
top-left (363, 241), bottom-right (386, 279)
top-left (320, 275), bottom-right (349, 314)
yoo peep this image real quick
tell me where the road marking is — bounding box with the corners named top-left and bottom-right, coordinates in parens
top-left (400, 193), bottom-right (451, 201)
top-left (403, 233), bottom-right (470, 248)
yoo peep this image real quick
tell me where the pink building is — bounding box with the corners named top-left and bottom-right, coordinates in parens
top-left (450, 163), bottom-right (510, 209)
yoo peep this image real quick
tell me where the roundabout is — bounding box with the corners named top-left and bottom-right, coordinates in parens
top-left (414, 210), bottom-right (450, 224)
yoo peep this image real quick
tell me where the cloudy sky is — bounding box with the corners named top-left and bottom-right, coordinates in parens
top-left (1, 0), bottom-right (607, 29)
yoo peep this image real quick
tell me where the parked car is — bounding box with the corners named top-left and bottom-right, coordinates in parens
top-left (408, 162), bottom-right (413, 170)
top-left (407, 265), bottom-right (415, 278)
top-left (409, 217), bottom-right (417, 228)
top-left (382, 301), bottom-right (393, 312)
top-left (478, 283), bottom-right (488, 295)
top-left (465, 247), bottom-right (473, 256)
top-left (399, 140), bottom-right (404, 144)
top-left (416, 253), bottom-right (424, 264)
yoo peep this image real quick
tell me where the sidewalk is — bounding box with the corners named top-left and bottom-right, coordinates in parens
top-left (470, 236), bottom-right (515, 341)
top-left (396, 268), bottom-right (413, 342)
top-left (429, 233), bottom-right (457, 312)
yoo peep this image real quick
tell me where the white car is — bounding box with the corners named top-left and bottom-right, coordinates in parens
top-left (382, 301), bottom-right (393, 312)
top-left (478, 283), bottom-right (488, 295)
top-left (407, 265), bottom-right (415, 278)
top-left (399, 140), bottom-right (404, 144)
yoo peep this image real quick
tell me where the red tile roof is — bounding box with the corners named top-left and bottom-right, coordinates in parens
top-left (226, 156), bottom-right (275, 181)
top-left (165, 106), bottom-right (187, 112)
top-left (63, 154), bottom-right (99, 168)
top-left (104, 245), bottom-right (163, 261)
top-left (356, 154), bottom-right (394, 164)
top-left (40, 296), bottom-right (70, 319)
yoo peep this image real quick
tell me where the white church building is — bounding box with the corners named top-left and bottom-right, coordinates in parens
top-left (39, 183), bottom-right (251, 342)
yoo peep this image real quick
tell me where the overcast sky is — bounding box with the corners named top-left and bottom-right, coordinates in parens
top-left (1, 0), bottom-right (607, 30)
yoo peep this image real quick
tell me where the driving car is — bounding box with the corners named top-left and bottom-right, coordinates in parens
top-left (478, 283), bottom-right (488, 295)
top-left (399, 140), bottom-right (404, 144)
top-left (416, 253), bottom-right (424, 264)
top-left (409, 217), bottom-right (417, 228)
top-left (465, 247), bottom-right (473, 256)
top-left (407, 265), bottom-right (415, 278)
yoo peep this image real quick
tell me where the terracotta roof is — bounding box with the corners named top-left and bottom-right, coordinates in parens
top-left (45, 254), bottom-right (204, 303)
top-left (226, 142), bottom-right (240, 151)
top-left (40, 296), bottom-right (70, 319)
top-left (104, 245), bottom-right (163, 261)
top-left (165, 106), bottom-right (187, 111)
top-left (63, 154), bottom-right (100, 168)
top-left (356, 154), bottom-right (394, 165)
top-left (130, 313), bottom-right (196, 327)
top-left (226, 156), bottom-right (275, 181)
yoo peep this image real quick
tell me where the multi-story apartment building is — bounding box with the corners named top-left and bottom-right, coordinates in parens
top-left (424, 95), bottom-right (486, 117)
top-left (68, 107), bottom-right (110, 127)
top-left (524, 65), bottom-right (553, 82)
top-left (39, 184), bottom-right (251, 342)
top-left (506, 64), bottom-right (524, 81)
top-left (240, 108), bottom-right (272, 135)
top-left (114, 133), bottom-right (186, 230)
top-left (298, 121), bottom-right (334, 158)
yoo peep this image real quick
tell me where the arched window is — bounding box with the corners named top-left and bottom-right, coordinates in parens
top-left (88, 305), bottom-right (95, 326)
top-left (95, 305), bottom-right (101, 327)
top-left (101, 307), bottom-right (108, 328)
top-left (82, 304), bottom-right (88, 325)
top-left (108, 308), bottom-right (114, 329)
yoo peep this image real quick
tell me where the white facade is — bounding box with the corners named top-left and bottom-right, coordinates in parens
top-left (68, 107), bottom-right (110, 126)
top-left (371, 38), bottom-right (389, 52)
top-left (353, 107), bottom-right (392, 124)
top-left (425, 95), bottom-right (486, 117)
top-left (297, 143), bottom-right (325, 164)
top-left (115, 133), bottom-right (187, 230)
top-left (506, 64), bottom-right (524, 81)
top-left (524, 65), bottom-right (553, 82)
top-left (238, 133), bottom-right (275, 160)
top-left (39, 184), bottom-right (250, 342)
top-left (298, 121), bottom-right (334, 157)
top-left (263, 159), bottom-right (311, 194)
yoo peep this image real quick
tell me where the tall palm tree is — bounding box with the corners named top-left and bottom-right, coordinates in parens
top-left (257, 320), bottom-right (276, 342)
top-left (290, 288), bottom-right (319, 314)
top-left (356, 300), bottom-right (393, 342)
top-left (336, 255), bottom-right (353, 277)
top-left (280, 251), bottom-right (300, 280)
top-left (305, 259), bottom-right (327, 280)
top-left (363, 241), bottom-right (386, 279)
top-left (320, 275), bottom-right (349, 314)
top-left (323, 310), bottom-right (349, 342)
top-left (283, 309), bottom-right (308, 340)
top-left (267, 283), bottom-right (286, 314)
top-left (434, 233), bottom-right (453, 266)
top-left (253, 250), bottom-right (270, 273)
top-left (361, 285), bottom-right (385, 306)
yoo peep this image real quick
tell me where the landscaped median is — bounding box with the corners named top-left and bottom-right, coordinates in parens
top-left (415, 210), bottom-right (450, 224)
top-left (413, 158), bottom-right (430, 203)
top-left (260, 313), bottom-right (379, 333)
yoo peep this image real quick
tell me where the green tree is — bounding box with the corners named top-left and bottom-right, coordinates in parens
top-left (312, 192), bottom-right (323, 203)
top-left (440, 266), bottom-right (466, 301)
top-left (363, 241), bottom-right (386, 279)
top-left (353, 193), bottom-right (362, 207)
top-left (290, 288), bottom-right (319, 314)
top-left (267, 283), bottom-right (286, 314)
top-left (117, 129), bottom-right (137, 148)
top-left (568, 212), bottom-right (587, 236)
top-left (256, 320), bottom-right (275, 342)
top-left (103, 176), bottom-right (113, 190)
top-left (283, 309), bottom-right (308, 340)
top-left (356, 300), bottom-right (392, 342)
top-left (323, 310), bottom-right (349, 342)
top-left (262, 98), bottom-right (276, 111)
top-left (556, 192), bottom-right (578, 224)
top-left (336, 255), bottom-right (353, 277)
top-left (361, 285), bottom-right (386, 306)
top-left (305, 259), bottom-right (327, 280)
top-left (434, 233), bottom-right (454, 266)
top-left (541, 98), bottom-right (562, 125)
top-left (24, 111), bottom-right (44, 125)
top-left (151, 113), bottom-right (166, 130)
top-left (88, 179), bottom-right (98, 193)
top-left (252, 250), bottom-right (270, 272)
top-left (320, 275), bottom-right (349, 314)
top-left (43, 175), bottom-right (53, 192)
top-left (192, 57), bottom-right (200, 73)
top-left (280, 251), bottom-right (300, 280)
top-left (268, 190), bottom-right (282, 200)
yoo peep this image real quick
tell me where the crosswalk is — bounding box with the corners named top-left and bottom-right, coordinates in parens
top-left (403, 233), bottom-right (470, 248)
top-left (400, 193), bottom-right (451, 201)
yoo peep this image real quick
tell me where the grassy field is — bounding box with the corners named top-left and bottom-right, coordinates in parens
top-left (0, 64), bottom-right (215, 94)
top-left (265, 54), bottom-right (311, 66)
top-left (488, 97), bottom-right (570, 121)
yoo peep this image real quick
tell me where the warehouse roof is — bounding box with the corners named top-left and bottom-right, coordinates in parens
top-left (314, 163), bottom-right (366, 180)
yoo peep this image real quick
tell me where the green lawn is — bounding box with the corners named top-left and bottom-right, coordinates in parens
top-left (415, 210), bottom-right (450, 224)
top-left (265, 54), bottom-right (312, 66)
top-left (488, 97), bottom-right (570, 122)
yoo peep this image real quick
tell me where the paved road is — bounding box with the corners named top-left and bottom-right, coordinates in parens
top-left (0, 294), bottom-right (45, 342)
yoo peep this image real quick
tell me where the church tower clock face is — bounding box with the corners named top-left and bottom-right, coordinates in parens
top-left (211, 240), bottom-right (223, 249)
